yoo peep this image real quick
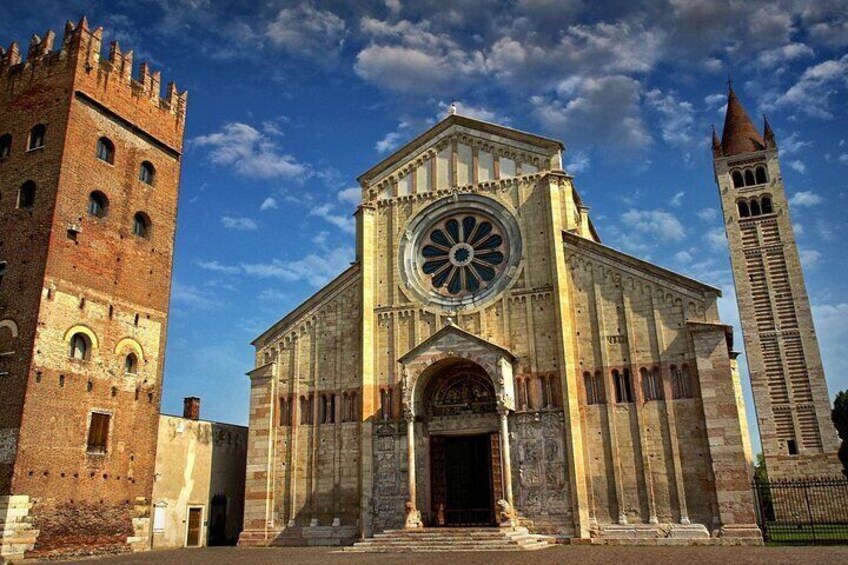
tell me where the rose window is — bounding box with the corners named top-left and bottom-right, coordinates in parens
top-left (420, 215), bottom-right (506, 297)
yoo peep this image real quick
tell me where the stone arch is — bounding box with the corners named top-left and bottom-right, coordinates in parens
top-left (114, 337), bottom-right (145, 363)
top-left (0, 318), bottom-right (19, 338)
top-left (63, 324), bottom-right (99, 349)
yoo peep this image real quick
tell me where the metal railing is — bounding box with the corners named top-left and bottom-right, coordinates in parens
top-left (752, 477), bottom-right (848, 544)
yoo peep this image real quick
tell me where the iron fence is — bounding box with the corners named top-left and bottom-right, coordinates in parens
top-left (752, 477), bottom-right (848, 544)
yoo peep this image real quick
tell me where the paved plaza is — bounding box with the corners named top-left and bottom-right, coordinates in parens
top-left (42, 545), bottom-right (848, 565)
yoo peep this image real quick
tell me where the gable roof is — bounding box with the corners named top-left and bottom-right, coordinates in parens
top-left (398, 321), bottom-right (517, 365)
top-left (358, 113), bottom-right (564, 185)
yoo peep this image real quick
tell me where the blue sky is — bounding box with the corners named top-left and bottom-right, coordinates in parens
top-left (3, 1), bottom-right (847, 452)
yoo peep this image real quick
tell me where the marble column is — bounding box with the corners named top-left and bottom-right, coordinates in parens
top-left (404, 413), bottom-right (423, 528)
top-left (498, 407), bottom-right (514, 507)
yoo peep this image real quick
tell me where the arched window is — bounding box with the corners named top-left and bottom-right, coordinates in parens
top-left (69, 332), bottom-right (92, 361)
top-left (132, 212), bottom-right (151, 238)
top-left (124, 352), bottom-right (138, 374)
top-left (300, 396), bottom-right (309, 425)
top-left (28, 124), bottom-right (46, 150)
top-left (18, 181), bottom-right (36, 208)
top-left (731, 170), bottom-right (744, 188)
top-left (0, 133), bottom-right (11, 158)
top-left (0, 262), bottom-right (6, 289)
top-left (755, 166), bottom-right (767, 185)
top-left (584, 371), bottom-right (605, 405)
top-left (738, 200), bottom-right (750, 218)
top-left (672, 364), bottom-right (692, 399)
top-left (328, 394), bottom-right (335, 424)
top-left (139, 161), bottom-right (155, 185)
top-left (761, 196), bottom-right (773, 214)
top-left (750, 199), bottom-right (761, 216)
top-left (744, 169), bottom-right (755, 187)
top-left (641, 367), bottom-right (663, 401)
top-left (96, 137), bottom-right (115, 164)
top-left (613, 369), bottom-right (633, 403)
top-left (88, 191), bottom-right (108, 218)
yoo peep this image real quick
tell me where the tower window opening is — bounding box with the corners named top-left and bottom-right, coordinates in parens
top-left (755, 166), bottom-right (767, 185)
top-left (750, 199), bottom-right (761, 216)
top-left (132, 212), bottom-right (151, 239)
top-left (0, 133), bottom-right (11, 158)
top-left (738, 200), bottom-right (750, 218)
top-left (761, 196), bottom-right (773, 214)
top-left (731, 170), bottom-right (744, 188)
top-left (124, 353), bottom-right (139, 374)
top-left (787, 439), bottom-right (799, 455)
top-left (613, 369), bottom-right (633, 403)
top-left (88, 191), bottom-right (109, 218)
top-left (69, 332), bottom-right (92, 361)
top-left (28, 124), bottom-right (46, 151)
top-left (87, 412), bottom-right (110, 454)
top-left (139, 161), bottom-right (155, 185)
top-left (744, 169), bottom-right (755, 187)
top-left (96, 137), bottom-right (115, 164)
top-left (18, 181), bottom-right (36, 209)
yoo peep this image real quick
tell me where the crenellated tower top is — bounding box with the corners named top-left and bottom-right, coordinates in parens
top-left (0, 17), bottom-right (187, 135)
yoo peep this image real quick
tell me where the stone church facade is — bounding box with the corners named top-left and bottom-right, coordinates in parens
top-left (242, 113), bottom-right (762, 545)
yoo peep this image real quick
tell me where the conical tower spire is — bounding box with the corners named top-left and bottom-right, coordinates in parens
top-left (720, 83), bottom-right (764, 156)
top-left (763, 114), bottom-right (776, 149)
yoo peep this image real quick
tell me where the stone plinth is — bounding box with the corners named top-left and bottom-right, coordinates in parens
top-left (0, 495), bottom-right (39, 561)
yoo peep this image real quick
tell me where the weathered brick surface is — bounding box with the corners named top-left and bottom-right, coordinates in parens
top-left (0, 18), bottom-right (185, 558)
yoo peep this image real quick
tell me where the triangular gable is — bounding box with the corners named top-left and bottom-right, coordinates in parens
top-left (398, 321), bottom-right (517, 365)
top-left (358, 114), bottom-right (564, 192)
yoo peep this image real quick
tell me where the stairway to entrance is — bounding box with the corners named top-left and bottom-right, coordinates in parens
top-left (341, 527), bottom-right (554, 552)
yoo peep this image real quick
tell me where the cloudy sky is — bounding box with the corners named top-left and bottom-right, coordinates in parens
top-left (3, 1), bottom-right (847, 451)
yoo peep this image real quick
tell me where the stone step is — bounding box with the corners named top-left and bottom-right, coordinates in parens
top-left (342, 527), bottom-right (552, 553)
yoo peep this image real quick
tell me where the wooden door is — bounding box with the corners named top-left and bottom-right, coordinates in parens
top-left (186, 507), bottom-right (202, 547)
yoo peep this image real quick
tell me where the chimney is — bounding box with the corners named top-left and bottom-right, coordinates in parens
top-left (183, 397), bottom-right (200, 420)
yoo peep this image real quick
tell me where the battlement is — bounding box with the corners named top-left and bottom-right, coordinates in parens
top-left (0, 17), bottom-right (187, 124)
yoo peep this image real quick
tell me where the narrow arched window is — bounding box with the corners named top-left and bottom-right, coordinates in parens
top-left (750, 199), bottom-right (761, 216)
top-left (0, 133), bottom-right (11, 158)
top-left (328, 394), bottom-right (335, 424)
top-left (731, 170), bottom-right (744, 188)
top-left (761, 196), bottom-right (773, 214)
top-left (88, 191), bottom-right (108, 218)
top-left (744, 169), bottom-right (755, 187)
top-left (124, 352), bottom-right (138, 374)
top-left (139, 161), bottom-right (155, 185)
top-left (300, 396), bottom-right (308, 425)
top-left (738, 200), bottom-right (750, 218)
top-left (341, 392), bottom-right (349, 422)
top-left (132, 212), bottom-right (151, 238)
top-left (18, 181), bottom-right (36, 208)
top-left (672, 364), bottom-right (692, 399)
top-left (0, 262), bottom-right (6, 289)
top-left (69, 332), bottom-right (92, 361)
top-left (96, 137), bottom-right (115, 164)
top-left (755, 166), bottom-right (767, 185)
top-left (28, 124), bottom-right (46, 150)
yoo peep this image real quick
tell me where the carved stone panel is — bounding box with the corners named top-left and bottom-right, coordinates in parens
top-left (512, 411), bottom-right (571, 522)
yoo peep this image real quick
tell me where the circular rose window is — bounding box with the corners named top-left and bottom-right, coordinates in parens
top-left (399, 194), bottom-right (522, 310)
top-left (421, 215), bottom-right (505, 297)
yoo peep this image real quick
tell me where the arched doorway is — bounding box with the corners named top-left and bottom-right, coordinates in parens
top-left (423, 361), bottom-right (499, 526)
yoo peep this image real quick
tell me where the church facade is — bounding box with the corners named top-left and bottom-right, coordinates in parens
top-left (241, 113), bottom-right (761, 545)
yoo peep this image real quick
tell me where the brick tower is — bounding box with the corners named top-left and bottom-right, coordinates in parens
top-left (0, 18), bottom-right (186, 558)
top-left (712, 84), bottom-right (840, 478)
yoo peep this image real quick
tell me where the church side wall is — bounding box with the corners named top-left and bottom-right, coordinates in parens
top-left (567, 249), bottom-right (720, 529)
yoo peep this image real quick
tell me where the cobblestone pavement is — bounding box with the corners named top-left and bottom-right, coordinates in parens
top-left (43, 545), bottom-right (848, 565)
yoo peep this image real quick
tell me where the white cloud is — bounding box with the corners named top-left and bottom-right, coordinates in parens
top-left (704, 93), bottom-right (726, 111)
top-left (436, 100), bottom-right (506, 123)
top-left (531, 75), bottom-right (650, 149)
top-left (241, 247), bottom-right (354, 287)
top-left (646, 88), bottom-right (695, 146)
top-left (815, 219), bottom-right (835, 241)
top-left (565, 151), bottom-right (590, 173)
top-left (375, 121), bottom-right (410, 153)
top-left (170, 281), bottom-right (220, 310)
top-left (698, 208), bottom-right (719, 222)
top-left (793, 222), bottom-right (805, 236)
top-left (705, 227), bottom-right (727, 251)
top-left (620, 209), bottom-right (686, 241)
top-left (789, 190), bottom-right (822, 206)
top-left (384, 0), bottom-right (402, 15)
top-left (673, 250), bottom-right (692, 264)
top-left (221, 216), bottom-right (258, 231)
top-left (258, 288), bottom-right (288, 303)
top-left (310, 204), bottom-right (355, 234)
top-left (266, 4), bottom-right (347, 59)
top-left (196, 260), bottom-right (241, 274)
top-left (789, 159), bottom-right (807, 174)
top-left (757, 42), bottom-right (815, 68)
top-left (355, 18), bottom-right (484, 92)
top-left (670, 191), bottom-right (685, 207)
top-left (260, 197), bottom-right (278, 211)
top-left (194, 123), bottom-right (309, 179)
top-left (338, 187), bottom-right (361, 205)
top-left (775, 54), bottom-right (848, 119)
top-left (779, 132), bottom-right (812, 155)
top-left (800, 248), bottom-right (821, 268)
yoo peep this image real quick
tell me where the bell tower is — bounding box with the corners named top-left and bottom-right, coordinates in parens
top-left (712, 84), bottom-right (840, 478)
